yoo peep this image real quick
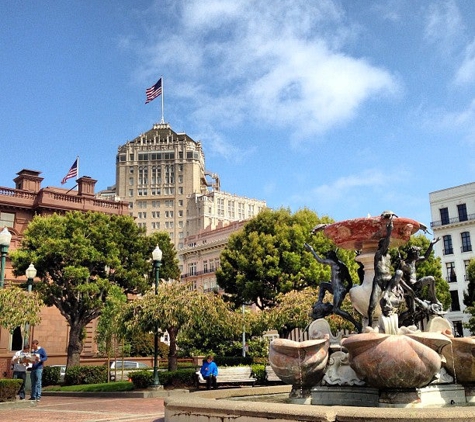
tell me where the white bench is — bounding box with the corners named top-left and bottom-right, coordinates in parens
top-left (196, 366), bottom-right (257, 388)
top-left (265, 365), bottom-right (283, 383)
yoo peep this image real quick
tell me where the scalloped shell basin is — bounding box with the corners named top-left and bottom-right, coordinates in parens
top-left (341, 332), bottom-right (450, 389)
top-left (269, 338), bottom-right (329, 388)
top-left (322, 216), bottom-right (421, 250)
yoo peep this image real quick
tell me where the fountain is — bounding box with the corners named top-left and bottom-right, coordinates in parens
top-left (164, 213), bottom-right (475, 422)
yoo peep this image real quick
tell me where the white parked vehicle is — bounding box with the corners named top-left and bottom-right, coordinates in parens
top-left (109, 360), bottom-right (151, 381)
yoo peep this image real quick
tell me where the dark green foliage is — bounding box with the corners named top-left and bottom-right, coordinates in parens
top-left (127, 331), bottom-right (169, 358)
top-left (128, 368), bottom-right (196, 389)
top-left (43, 366), bottom-right (61, 386)
top-left (213, 356), bottom-right (253, 366)
top-left (463, 259), bottom-right (475, 307)
top-left (64, 365), bottom-right (108, 386)
top-left (159, 369), bottom-right (196, 388)
top-left (217, 208), bottom-right (338, 310)
top-left (0, 379), bottom-right (22, 401)
top-left (128, 370), bottom-right (152, 389)
top-left (250, 364), bottom-right (266, 384)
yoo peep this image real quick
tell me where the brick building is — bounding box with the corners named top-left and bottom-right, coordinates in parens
top-left (0, 169), bottom-right (129, 376)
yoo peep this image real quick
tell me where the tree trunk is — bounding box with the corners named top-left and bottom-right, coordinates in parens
top-left (67, 322), bottom-right (84, 367)
top-left (167, 327), bottom-right (178, 371)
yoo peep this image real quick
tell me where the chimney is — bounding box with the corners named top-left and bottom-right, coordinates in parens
top-left (14, 169), bottom-right (43, 192)
top-left (77, 176), bottom-right (97, 197)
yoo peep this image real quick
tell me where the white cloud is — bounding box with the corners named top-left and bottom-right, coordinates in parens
top-left (424, 0), bottom-right (464, 52)
top-left (141, 0), bottom-right (399, 145)
top-left (454, 37), bottom-right (475, 86)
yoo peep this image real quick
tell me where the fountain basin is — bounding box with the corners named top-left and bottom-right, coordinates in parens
top-left (342, 332), bottom-right (445, 388)
top-left (442, 336), bottom-right (475, 383)
top-left (322, 216), bottom-right (421, 250)
top-left (269, 338), bottom-right (329, 388)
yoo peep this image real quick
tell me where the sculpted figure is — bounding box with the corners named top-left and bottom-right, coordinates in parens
top-left (398, 237), bottom-right (443, 325)
top-left (367, 215), bottom-right (403, 327)
top-left (304, 243), bottom-right (362, 333)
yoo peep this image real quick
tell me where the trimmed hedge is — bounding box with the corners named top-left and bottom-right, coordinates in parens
top-left (43, 366), bottom-right (61, 386)
top-left (129, 368), bottom-right (196, 389)
top-left (0, 379), bottom-right (22, 402)
top-left (64, 365), bottom-right (108, 386)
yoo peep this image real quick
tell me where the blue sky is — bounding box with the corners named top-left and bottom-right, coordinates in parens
top-left (2, 0), bottom-right (475, 229)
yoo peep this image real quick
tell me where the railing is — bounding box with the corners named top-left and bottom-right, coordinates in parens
top-left (0, 187), bottom-right (36, 200)
top-left (431, 213), bottom-right (475, 228)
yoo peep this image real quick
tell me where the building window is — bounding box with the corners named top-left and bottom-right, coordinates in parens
top-left (0, 212), bottom-right (15, 228)
top-left (188, 262), bottom-right (197, 276)
top-left (138, 166), bottom-right (148, 185)
top-left (446, 262), bottom-right (457, 283)
top-left (465, 260), bottom-right (471, 281)
top-left (151, 165), bottom-right (161, 185)
top-left (443, 235), bottom-right (453, 255)
top-left (450, 290), bottom-right (460, 311)
top-left (203, 260), bottom-right (208, 273)
top-left (458, 204), bottom-right (468, 222)
top-left (440, 207), bottom-right (449, 225)
top-left (461, 232), bottom-right (472, 252)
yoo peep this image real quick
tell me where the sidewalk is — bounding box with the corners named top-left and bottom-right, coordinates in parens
top-left (0, 395), bottom-right (166, 422)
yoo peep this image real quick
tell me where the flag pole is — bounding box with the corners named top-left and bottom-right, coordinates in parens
top-left (76, 156), bottom-right (80, 182)
top-left (161, 76), bottom-right (165, 124)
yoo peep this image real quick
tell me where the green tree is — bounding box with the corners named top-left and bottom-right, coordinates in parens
top-left (124, 281), bottom-right (236, 371)
top-left (463, 259), bottom-right (475, 307)
top-left (10, 211), bottom-right (174, 367)
top-left (216, 208), bottom-right (351, 310)
top-left (95, 284), bottom-right (127, 381)
top-left (463, 260), bottom-right (475, 334)
top-left (0, 286), bottom-right (43, 334)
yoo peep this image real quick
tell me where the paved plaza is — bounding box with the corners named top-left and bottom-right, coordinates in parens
top-left (0, 396), bottom-right (165, 422)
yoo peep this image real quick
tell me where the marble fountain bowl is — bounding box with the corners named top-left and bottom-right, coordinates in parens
top-left (269, 338), bottom-right (329, 388)
top-left (442, 336), bottom-right (475, 383)
top-left (322, 215), bottom-right (421, 250)
top-left (341, 331), bottom-right (451, 389)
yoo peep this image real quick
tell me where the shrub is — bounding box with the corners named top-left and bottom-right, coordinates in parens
top-left (0, 379), bottom-right (22, 402)
top-left (129, 368), bottom-right (196, 389)
top-left (251, 364), bottom-right (266, 385)
top-left (214, 356), bottom-right (253, 367)
top-left (64, 365), bottom-right (108, 385)
top-left (43, 366), bottom-right (61, 386)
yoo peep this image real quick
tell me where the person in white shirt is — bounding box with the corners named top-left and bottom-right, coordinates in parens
top-left (11, 343), bottom-right (31, 400)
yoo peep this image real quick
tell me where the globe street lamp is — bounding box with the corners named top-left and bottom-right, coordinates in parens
top-left (152, 245), bottom-right (163, 388)
top-left (24, 263), bottom-right (37, 346)
top-left (26, 263), bottom-right (37, 294)
top-left (0, 227), bottom-right (12, 288)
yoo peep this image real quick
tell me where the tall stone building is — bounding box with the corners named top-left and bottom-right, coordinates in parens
top-left (429, 182), bottom-right (475, 337)
top-left (115, 123), bottom-right (266, 250)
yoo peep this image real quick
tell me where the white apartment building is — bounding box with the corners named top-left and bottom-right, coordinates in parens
top-left (113, 122), bottom-right (266, 251)
top-left (179, 220), bottom-right (247, 291)
top-left (429, 182), bottom-right (475, 337)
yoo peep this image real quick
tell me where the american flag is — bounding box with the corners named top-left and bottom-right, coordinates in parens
top-left (61, 159), bottom-right (78, 184)
top-left (145, 78), bottom-right (162, 104)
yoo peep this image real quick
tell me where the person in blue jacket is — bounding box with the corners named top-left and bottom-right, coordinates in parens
top-left (200, 355), bottom-right (218, 389)
top-left (30, 339), bottom-right (47, 402)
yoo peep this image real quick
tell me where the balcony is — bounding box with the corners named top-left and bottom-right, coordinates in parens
top-left (431, 213), bottom-right (475, 228)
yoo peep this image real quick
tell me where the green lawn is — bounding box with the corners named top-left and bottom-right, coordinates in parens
top-left (44, 381), bottom-right (135, 392)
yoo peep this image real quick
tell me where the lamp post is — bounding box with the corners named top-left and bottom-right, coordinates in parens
top-left (0, 227), bottom-right (12, 288)
top-left (24, 263), bottom-right (37, 347)
top-left (152, 245), bottom-right (162, 388)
